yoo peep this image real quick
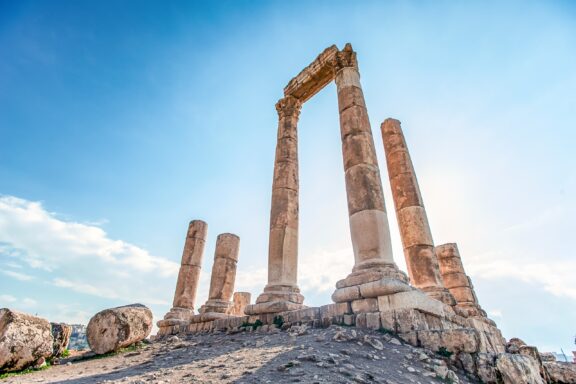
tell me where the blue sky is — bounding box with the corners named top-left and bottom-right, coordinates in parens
top-left (0, 0), bottom-right (575, 355)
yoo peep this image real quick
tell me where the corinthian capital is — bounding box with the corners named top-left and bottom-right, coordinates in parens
top-left (275, 95), bottom-right (302, 120)
top-left (333, 43), bottom-right (358, 72)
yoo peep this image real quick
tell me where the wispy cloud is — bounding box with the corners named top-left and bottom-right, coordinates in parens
top-left (0, 294), bottom-right (17, 303)
top-left (467, 252), bottom-right (576, 300)
top-left (0, 195), bottom-right (180, 309)
top-left (2, 270), bottom-right (34, 281)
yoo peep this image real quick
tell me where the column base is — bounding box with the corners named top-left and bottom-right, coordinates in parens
top-left (421, 286), bottom-right (457, 306)
top-left (156, 306), bottom-right (194, 328)
top-left (332, 263), bottom-right (411, 303)
top-left (199, 300), bottom-right (232, 315)
top-left (244, 284), bottom-right (305, 315)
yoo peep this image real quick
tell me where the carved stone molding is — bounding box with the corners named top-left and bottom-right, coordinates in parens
top-left (275, 95), bottom-right (302, 120)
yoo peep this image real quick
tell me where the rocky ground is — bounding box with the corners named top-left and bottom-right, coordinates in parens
top-left (2, 325), bottom-right (480, 384)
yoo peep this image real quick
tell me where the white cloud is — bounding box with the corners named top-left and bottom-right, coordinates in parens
top-left (0, 294), bottom-right (17, 303)
top-left (467, 252), bottom-right (576, 300)
top-left (0, 196), bottom-right (179, 276)
top-left (299, 247), bottom-right (354, 293)
top-left (0, 195), bottom-right (180, 310)
top-left (0, 295), bottom-right (37, 308)
top-left (488, 309), bottom-right (503, 318)
top-left (22, 298), bottom-right (37, 307)
top-left (2, 270), bottom-right (34, 281)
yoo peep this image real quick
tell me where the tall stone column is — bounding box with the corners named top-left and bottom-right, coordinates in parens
top-left (199, 233), bottom-right (240, 314)
top-left (332, 44), bottom-right (409, 303)
top-left (436, 243), bottom-right (486, 317)
top-left (158, 220), bottom-right (207, 328)
top-left (381, 118), bottom-right (455, 305)
top-left (245, 95), bottom-right (305, 314)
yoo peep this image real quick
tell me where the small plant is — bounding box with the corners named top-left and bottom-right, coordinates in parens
top-left (0, 361), bottom-right (50, 379)
top-left (241, 319), bottom-right (264, 331)
top-left (273, 315), bottom-right (284, 328)
top-left (60, 349), bottom-right (70, 358)
top-left (437, 346), bottom-right (453, 358)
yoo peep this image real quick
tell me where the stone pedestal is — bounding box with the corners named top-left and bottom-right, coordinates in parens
top-left (381, 118), bottom-right (455, 305)
top-left (332, 45), bottom-right (410, 304)
top-left (158, 220), bottom-right (207, 328)
top-left (199, 233), bottom-right (240, 315)
top-left (245, 96), bottom-right (305, 315)
top-left (436, 243), bottom-right (486, 318)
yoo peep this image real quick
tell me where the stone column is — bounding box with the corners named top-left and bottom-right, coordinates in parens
top-left (436, 243), bottom-right (486, 317)
top-left (245, 95), bottom-right (305, 314)
top-left (158, 220), bottom-right (207, 327)
top-left (200, 233), bottom-right (240, 314)
top-left (230, 292), bottom-right (251, 316)
top-left (332, 44), bottom-right (409, 303)
top-left (381, 118), bottom-right (455, 305)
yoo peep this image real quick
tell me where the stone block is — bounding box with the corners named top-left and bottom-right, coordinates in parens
top-left (338, 101), bottom-right (370, 139)
top-left (358, 277), bottom-right (412, 298)
top-left (378, 290), bottom-right (449, 317)
top-left (355, 313), bottom-right (367, 328)
top-left (337, 83), bottom-right (366, 113)
top-left (397, 207), bottom-right (433, 247)
top-left (496, 353), bottom-right (545, 384)
top-left (332, 285), bottom-right (361, 302)
top-left (543, 361), bottom-right (576, 384)
top-left (450, 286), bottom-right (476, 303)
top-left (342, 132), bottom-right (378, 169)
top-left (476, 353), bottom-right (498, 384)
top-left (441, 272), bottom-right (470, 289)
top-left (343, 314), bottom-right (355, 326)
top-left (380, 310), bottom-right (396, 332)
top-left (394, 308), bottom-right (429, 333)
top-left (351, 298), bottom-right (379, 313)
top-left (344, 164), bottom-right (385, 214)
top-left (365, 312), bottom-right (381, 330)
top-left (335, 302), bottom-right (352, 315)
top-left (389, 173), bottom-right (424, 210)
top-left (399, 331), bottom-right (417, 346)
top-left (416, 329), bottom-right (480, 354)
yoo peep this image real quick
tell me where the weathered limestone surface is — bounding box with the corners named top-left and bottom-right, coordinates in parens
top-left (51, 322), bottom-right (72, 357)
top-left (381, 118), bottom-right (454, 305)
top-left (436, 243), bottom-right (487, 318)
top-left (284, 45), bottom-right (338, 102)
top-left (543, 361), bottom-right (576, 383)
top-left (230, 292), bottom-right (251, 316)
top-left (0, 308), bottom-right (53, 372)
top-left (245, 95), bottom-right (305, 315)
top-left (87, 304), bottom-right (152, 355)
top-left (496, 353), bottom-right (545, 384)
top-left (331, 45), bottom-right (410, 305)
top-left (199, 233), bottom-right (240, 315)
top-left (158, 220), bottom-right (207, 328)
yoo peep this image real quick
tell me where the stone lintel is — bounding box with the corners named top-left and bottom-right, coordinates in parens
top-left (283, 45), bottom-right (339, 102)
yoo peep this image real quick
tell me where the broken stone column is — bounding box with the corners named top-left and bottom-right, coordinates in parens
top-left (158, 220), bottom-right (207, 327)
top-left (245, 95), bottom-right (305, 315)
top-left (230, 292), bottom-right (251, 316)
top-left (199, 233), bottom-right (240, 316)
top-left (332, 44), bottom-right (410, 304)
top-left (381, 118), bottom-right (455, 305)
top-left (436, 243), bottom-right (486, 317)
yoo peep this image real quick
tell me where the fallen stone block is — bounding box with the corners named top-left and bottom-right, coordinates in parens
top-left (0, 308), bottom-right (53, 372)
top-left (87, 303), bottom-right (152, 354)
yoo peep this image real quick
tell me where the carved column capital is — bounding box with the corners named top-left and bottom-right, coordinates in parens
top-left (275, 95), bottom-right (302, 120)
top-left (333, 43), bottom-right (358, 73)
